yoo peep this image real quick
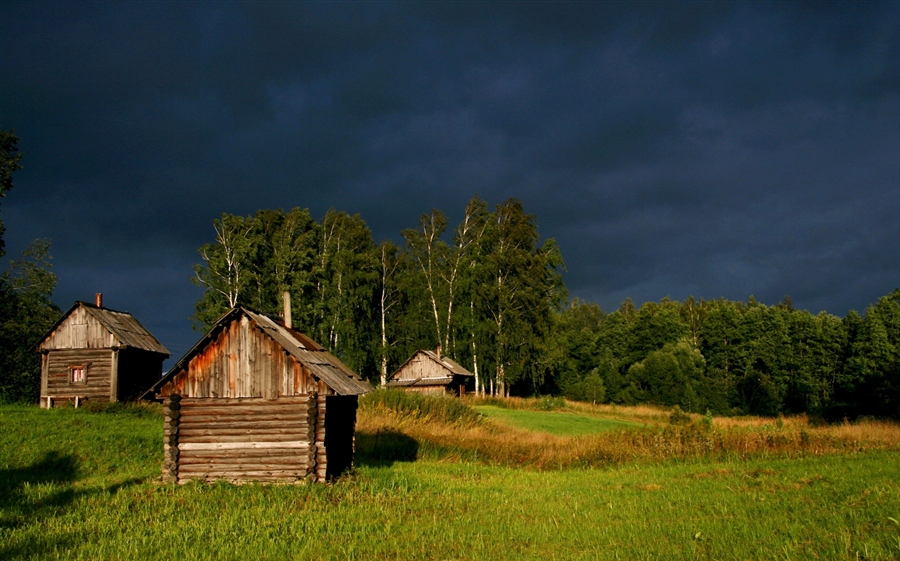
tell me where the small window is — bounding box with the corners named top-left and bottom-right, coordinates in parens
top-left (69, 365), bottom-right (87, 384)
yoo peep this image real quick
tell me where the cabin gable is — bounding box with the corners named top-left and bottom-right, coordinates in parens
top-left (41, 305), bottom-right (119, 350)
top-left (157, 314), bottom-right (317, 400)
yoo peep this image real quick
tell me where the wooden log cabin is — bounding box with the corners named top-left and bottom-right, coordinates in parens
top-left (149, 304), bottom-right (372, 484)
top-left (386, 346), bottom-right (474, 396)
top-left (36, 295), bottom-right (170, 408)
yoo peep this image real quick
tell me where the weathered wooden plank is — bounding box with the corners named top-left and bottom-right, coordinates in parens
top-left (179, 441), bottom-right (308, 451)
top-left (178, 425), bottom-right (308, 437)
top-left (178, 472), bottom-right (306, 481)
top-left (179, 454), bottom-right (305, 465)
top-left (179, 448), bottom-right (308, 460)
top-left (178, 409), bottom-right (308, 420)
top-left (179, 461), bottom-right (305, 470)
top-left (179, 434), bottom-right (307, 444)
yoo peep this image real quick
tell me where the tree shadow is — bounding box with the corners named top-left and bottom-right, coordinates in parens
top-left (355, 428), bottom-right (420, 467)
top-left (0, 451), bottom-right (147, 559)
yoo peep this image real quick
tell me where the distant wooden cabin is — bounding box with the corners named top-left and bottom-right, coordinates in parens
top-left (386, 347), bottom-right (474, 396)
top-left (149, 305), bottom-right (372, 484)
top-left (36, 296), bottom-right (170, 409)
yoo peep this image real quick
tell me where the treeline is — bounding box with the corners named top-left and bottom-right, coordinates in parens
top-left (192, 196), bottom-right (566, 396)
top-left (550, 294), bottom-right (900, 420)
top-left (193, 199), bottom-right (899, 419)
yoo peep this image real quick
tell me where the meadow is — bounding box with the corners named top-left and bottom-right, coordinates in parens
top-left (1, 396), bottom-right (899, 560)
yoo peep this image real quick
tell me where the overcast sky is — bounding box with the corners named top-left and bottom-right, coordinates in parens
top-left (2, 1), bottom-right (898, 364)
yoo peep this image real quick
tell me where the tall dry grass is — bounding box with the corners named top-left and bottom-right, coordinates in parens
top-left (357, 397), bottom-right (900, 470)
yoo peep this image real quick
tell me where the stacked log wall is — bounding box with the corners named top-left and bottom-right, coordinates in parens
top-left (43, 348), bottom-right (113, 404)
top-left (174, 396), bottom-right (313, 483)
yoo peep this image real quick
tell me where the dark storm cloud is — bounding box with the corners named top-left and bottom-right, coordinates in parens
top-left (1, 1), bottom-right (898, 362)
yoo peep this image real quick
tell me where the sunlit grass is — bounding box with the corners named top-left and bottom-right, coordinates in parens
top-left (2, 403), bottom-right (900, 560)
top-left (474, 405), bottom-right (642, 436)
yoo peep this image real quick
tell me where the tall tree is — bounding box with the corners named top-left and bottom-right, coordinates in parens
top-left (477, 198), bottom-right (565, 396)
top-left (376, 240), bottom-right (407, 384)
top-left (192, 213), bottom-right (255, 328)
top-left (402, 209), bottom-right (449, 350)
top-left (313, 210), bottom-right (378, 374)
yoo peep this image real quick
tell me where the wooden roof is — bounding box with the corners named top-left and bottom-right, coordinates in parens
top-left (152, 306), bottom-right (371, 397)
top-left (36, 301), bottom-right (170, 355)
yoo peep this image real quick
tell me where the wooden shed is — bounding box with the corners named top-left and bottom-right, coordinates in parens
top-left (36, 296), bottom-right (170, 408)
top-left (386, 346), bottom-right (474, 396)
top-left (149, 305), bottom-right (372, 484)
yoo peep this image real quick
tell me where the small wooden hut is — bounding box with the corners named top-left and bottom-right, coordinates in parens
top-left (36, 295), bottom-right (170, 408)
top-left (386, 346), bottom-right (474, 396)
top-left (149, 304), bottom-right (372, 484)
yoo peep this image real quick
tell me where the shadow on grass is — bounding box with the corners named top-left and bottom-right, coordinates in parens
top-left (0, 451), bottom-right (147, 559)
top-left (355, 429), bottom-right (420, 467)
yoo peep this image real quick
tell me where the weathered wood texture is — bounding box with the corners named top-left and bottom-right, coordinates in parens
top-left (43, 349), bottom-right (112, 402)
top-left (392, 353), bottom-right (449, 382)
top-left (174, 396), bottom-right (314, 484)
top-left (41, 306), bottom-right (121, 350)
top-left (157, 316), bottom-right (316, 400)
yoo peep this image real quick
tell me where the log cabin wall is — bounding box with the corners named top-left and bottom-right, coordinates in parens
top-left (43, 348), bottom-right (113, 404)
top-left (171, 396), bottom-right (317, 484)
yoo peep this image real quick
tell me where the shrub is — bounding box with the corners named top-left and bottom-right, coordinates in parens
top-left (536, 395), bottom-right (565, 411)
top-left (669, 405), bottom-right (692, 425)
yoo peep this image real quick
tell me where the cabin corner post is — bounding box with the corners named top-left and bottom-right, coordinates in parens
top-left (162, 394), bottom-right (181, 483)
top-left (315, 391), bottom-right (327, 482)
top-left (39, 351), bottom-right (49, 408)
top-left (306, 392), bottom-right (318, 481)
top-left (110, 348), bottom-right (119, 403)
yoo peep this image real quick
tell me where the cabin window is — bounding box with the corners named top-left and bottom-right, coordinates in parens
top-left (69, 365), bottom-right (87, 384)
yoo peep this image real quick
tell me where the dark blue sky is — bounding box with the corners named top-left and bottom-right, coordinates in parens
top-left (2, 2), bottom-right (899, 365)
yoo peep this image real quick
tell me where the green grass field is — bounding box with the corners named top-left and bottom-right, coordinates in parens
top-left (2, 403), bottom-right (899, 560)
top-left (474, 405), bottom-right (643, 436)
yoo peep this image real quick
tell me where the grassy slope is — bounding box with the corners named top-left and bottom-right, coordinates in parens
top-left (2, 404), bottom-right (899, 560)
top-left (474, 405), bottom-right (642, 436)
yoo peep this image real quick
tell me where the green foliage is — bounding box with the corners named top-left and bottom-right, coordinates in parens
top-left (535, 394), bottom-right (565, 410)
top-left (0, 240), bottom-right (61, 402)
top-left (669, 405), bottom-right (692, 425)
top-left (192, 196), bottom-right (565, 389)
top-left (564, 369), bottom-right (606, 404)
top-left (360, 388), bottom-right (482, 426)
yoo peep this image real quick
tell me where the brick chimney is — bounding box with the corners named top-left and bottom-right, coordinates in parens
top-left (95, 293), bottom-right (103, 308)
top-left (436, 343), bottom-right (441, 359)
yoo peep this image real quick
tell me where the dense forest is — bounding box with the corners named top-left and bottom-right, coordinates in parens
top-left (192, 201), bottom-right (900, 420)
top-left (0, 129), bottom-right (897, 419)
